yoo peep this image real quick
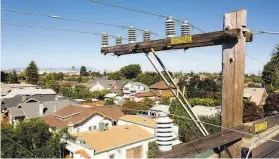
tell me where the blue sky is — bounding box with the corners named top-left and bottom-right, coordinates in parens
top-left (2, 0), bottom-right (279, 73)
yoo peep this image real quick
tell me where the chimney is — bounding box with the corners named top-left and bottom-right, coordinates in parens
top-left (39, 101), bottom-right (44, 116)
top-left (68, 122), bottom-right (74, 134)
top-left (53, 102), bottom-right (57, 113)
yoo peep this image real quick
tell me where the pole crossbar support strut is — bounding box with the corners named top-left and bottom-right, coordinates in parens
top-left (145, 48), bottom-right (209, 136)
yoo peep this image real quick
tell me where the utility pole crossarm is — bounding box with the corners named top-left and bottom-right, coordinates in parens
top-left (101, 29), bottom-right (252, 55)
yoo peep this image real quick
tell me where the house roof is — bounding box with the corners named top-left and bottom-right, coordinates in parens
top-left (123, 82), bottom-right (150, 91)
top-left (149, 105), bottom-right (170, 114)
top-left (243, 88), bottom-right (266, 105)
top-left (119, 115), bottom-right (156, 128)
top-left (97, 80), bottom-right (114, 89)
top-left (2, 94), bottom-right (56, 108)
top-left (149, 81), bottom-right (175, 89)
top-left (113, 80), bottom-right (131, 89)
top-left (2, 87), bottom-right (56, 98)
top-left (73, 125), bottom-right (153, 153)
top-left (135, 90), bottom-right (161, 98)
top-left (8, 100), bottom-right (69, 118)
top-left (44, 106), bottom-right (125, 129)
top-left (1, 83), bottom-right (11, 96)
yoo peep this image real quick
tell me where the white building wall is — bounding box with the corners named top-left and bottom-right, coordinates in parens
top-left (89, 83), bottom-right (105, 92)
top-left (71, 114), bottom-right (112, 133)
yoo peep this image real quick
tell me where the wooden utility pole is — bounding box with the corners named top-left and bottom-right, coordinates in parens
top-left (221, 9), bottom-right (247, 158)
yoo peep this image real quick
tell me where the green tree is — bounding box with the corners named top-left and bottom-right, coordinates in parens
top-left (108, 71), bottom-right (123, 80)
top-left (8, 70), bottom-right (19, 84)
top-left (55, 72), bottom-right (65, 81)
top-left (25, 61), bottom-right (39, 85)
top-left (1, 71), bottom-right (9, 83)
top-left (122, 102), bottom-right (149, 115)
top-left (135, 72), bottom-right (161, 86)
top-left (80, 66), bottom-right (87, 76)
top-left (262, 45), bottom-right (279, 90)
top-left (120, 64), bottom-right (142, 79)
top-left (147, 141), bottom-right (158, 158)
top-left (1, 119), bottom-right (65, 158)
top-left (104, 98), bottom-right (114, 105)
top-left (143, 97), bottom-right (153, 108)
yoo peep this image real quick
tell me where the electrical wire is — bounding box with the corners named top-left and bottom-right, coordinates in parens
top-left (246, 54), bottom-right (266, 65)
top-left (2, 22), bottom-right (128, 40)
top-left (90, 0), bottom-right (206, 33)
top-left (109, 106), bottom-right (279, 143)
top-left (1, 133), bottom-right (38, 158)
top-left (250, 28), bottom-right (279, 35)
top-left (1, 8), bottom-right (164, 38)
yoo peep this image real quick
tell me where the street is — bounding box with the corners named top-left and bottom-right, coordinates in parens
top-left (253, 134), bottom-right (279, 158)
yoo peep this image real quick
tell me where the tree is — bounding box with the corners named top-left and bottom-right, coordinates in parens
top-left (120, 64), bottom-right (142, 79)
top-left (160, 96), bottom-right (170, 105)
top-left (243, 101), bottom-right (263, 123)
top-left (91, 71), bottom-right (102, 78)
top-left (80, 66), bottom-right (87, 76)
top-left (264, 93), bottom-right (279, 113)
top-left (1, 71), bottom-right (9, 83)
top-left (147, 141), bottom-right (158, 158)
top-left (72, 66), bottom-right (75, 71)
top-left (55, 72), bottom-right (65, 81)
top-left (122, 102), bottom-right (149, 115)
top-left (108, 71), bottom-right (123, 80)
top-left (104, 98), bottom-right (114, 105)
top-left (135, 72), bottom-right (161, 86)
top-left (1, 119), bottom-right (65, 158)
top-left (25, 61), bottom-right (39, 85)
top-left (262, 45), bottom-right (279, 90)
top-left (8, 70), bottom-right (19, 84)
top-left (143, 98), bottom-right (153, 108)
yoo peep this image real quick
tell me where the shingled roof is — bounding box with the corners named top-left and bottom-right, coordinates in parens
top-left (43, 105), bottom-right (125, 129)
top-left (149, 81), bottom-right (175, 89)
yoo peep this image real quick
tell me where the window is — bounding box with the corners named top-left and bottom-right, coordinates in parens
top-left (109, 154), bottom-right (115, 159)
top-left (89, 126), bottom-right (92, 131)
top-left (77, 128), bottom-right (80, 133)
top-left (93, 126), bottom-right (97, 130)
top-left (105, 123), bottom-right (109, 127)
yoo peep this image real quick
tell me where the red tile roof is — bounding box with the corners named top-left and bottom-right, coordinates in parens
top-left (149, 81), bottom-right (175, 89)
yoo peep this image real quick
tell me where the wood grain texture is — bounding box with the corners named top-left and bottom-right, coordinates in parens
top-left (155, 114), bottom-right (279, 158)
top-left (221, 9), bottom-right (247, 158)
top-left (101, 29), bottom-right (252, 55)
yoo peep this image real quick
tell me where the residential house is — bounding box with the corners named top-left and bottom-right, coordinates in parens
top-left (122, 82), bottom-right (149, 98)
top-left (89, 80), bottom-right (114, 92)
top-left (8, 99), bottom-right (70, 125)
top-left (133, 90), bottom-right (161, 103)
top-left (1, 86), bottom-right (56, 98)
top-left (44, 105), bottom-right (125, 133)
top-left (117, 115), bottom-right (181, 145)
top-left (148, 104), bottom-right (170, 117)
top-left (149, 81), bottom-right (176, 98)
top-left (191, 105), bottom-right (221, 117)
top-left (64, 125), bottom-right (154, 159)
top-left (243, 88), bottom-right (267, 108)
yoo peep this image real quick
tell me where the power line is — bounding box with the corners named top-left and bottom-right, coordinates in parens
top-left (250, 28), bottom-right (279, 35)
top-left (1, 8), bottom-right (164, 38)
top-left (246, 54), bottom-right (266, 65)
top-left (107, 106), bottom-right (279, 143)
top-left (2, 22), bottom-right (127, 40)
top-left (1, 133), bottom-right (38, 158)
top-left (90, 0), bottom-right (206, 33)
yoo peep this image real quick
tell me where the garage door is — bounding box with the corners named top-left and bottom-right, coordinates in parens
top-left (126, 146), bottom-right (142, 158)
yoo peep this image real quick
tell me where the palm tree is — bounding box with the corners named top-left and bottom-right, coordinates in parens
top-left (271, 44), bottom-right (279, 64)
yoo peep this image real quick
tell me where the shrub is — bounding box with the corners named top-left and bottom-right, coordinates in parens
top-left (122, 102), bottom-right (149, 115)
top-left (160, 96), bottom-right (170, 105)
top-left (104, 98), bottom-right (114, 105)
top-left (243, 101), bottom-right (264, 123)
top-left (188, 98), bottom-right (216, 106)
top-left (147, 141), bottom-right (158, 158)
top-left (264, 93), bottom-right (279, 113)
